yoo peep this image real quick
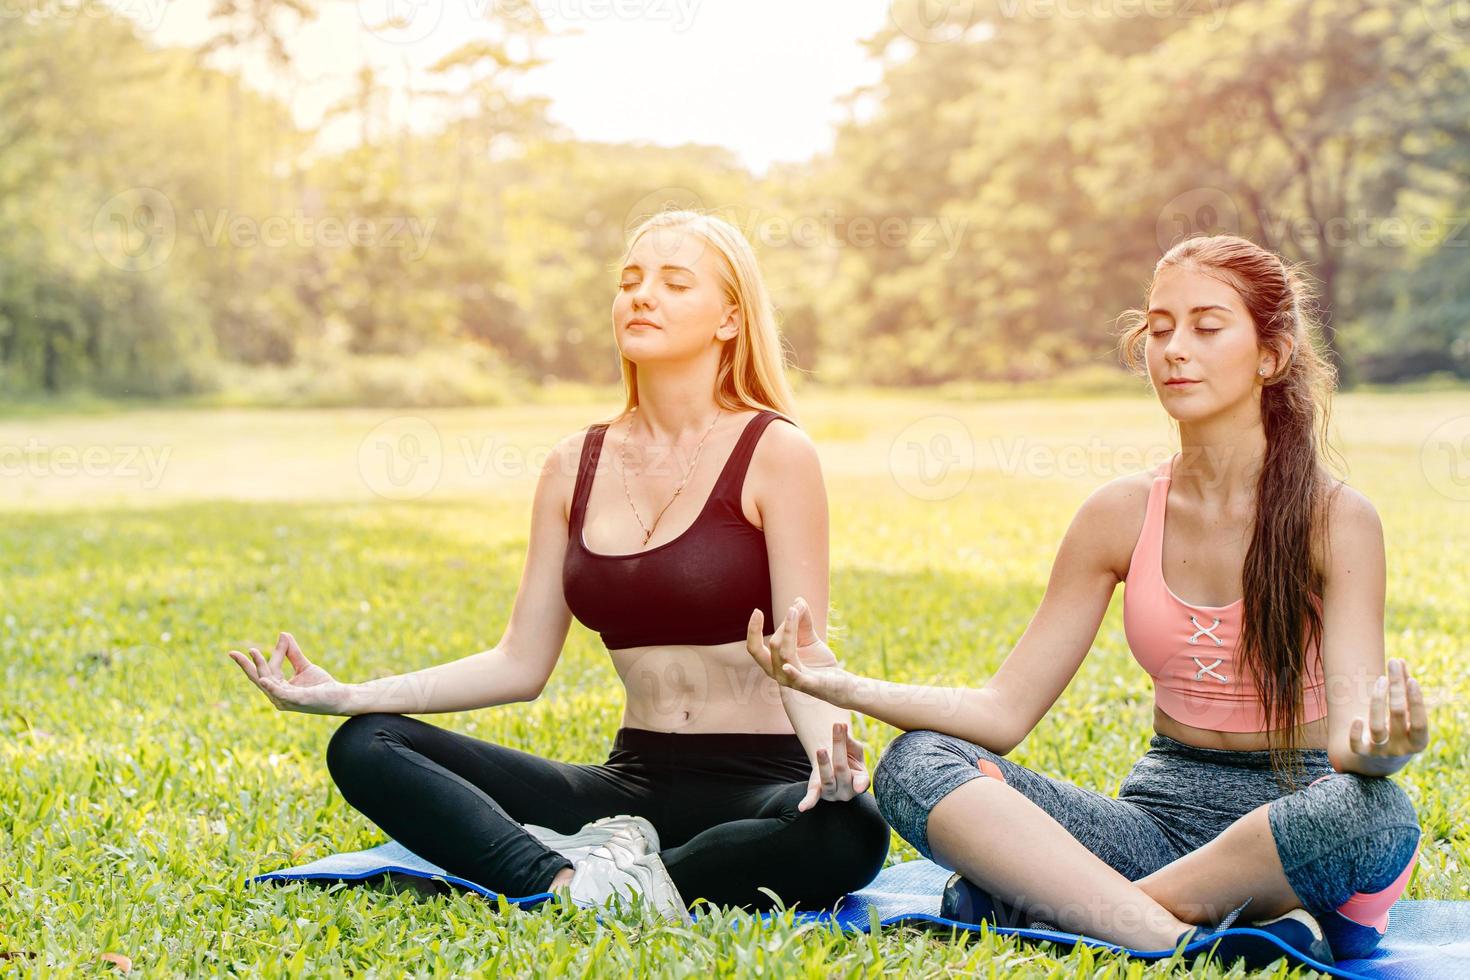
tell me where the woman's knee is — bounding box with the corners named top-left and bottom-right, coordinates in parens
top-left (1270, 772), bottom-right (1421, 910)
top-left (805, 792), bottom-right (891, 892)
top-left (847, 792), bottom-right (892, 866)
top-left (1315, 776), bottom-right (1421, 959)
top-left (1357, 774), bottom-right (1419, 829)
top-left (1349, 775), bottom-right (1421, 888)
top-left (873, 729), bottom-right (1001, 860)
top-left (874, 730), bottom-right (1001, 799)
top-left (1309, 773), bottom-right (1420, 870)
top-left (325, 712), bottom-right (407, 787)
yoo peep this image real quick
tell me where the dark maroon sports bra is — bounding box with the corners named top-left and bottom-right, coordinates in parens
top-left (562, 410), bottom-right (790, 650)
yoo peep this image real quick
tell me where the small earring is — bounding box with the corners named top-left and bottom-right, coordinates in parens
top-left (1258, 366), bottom-right (1268, 376)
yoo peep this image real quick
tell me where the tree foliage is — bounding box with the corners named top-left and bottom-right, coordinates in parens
top-left (1, 0), bottom-right (1465, 398)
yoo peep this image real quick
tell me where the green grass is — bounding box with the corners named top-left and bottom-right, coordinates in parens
top-left (2, 391), bottom-right (1466, 977)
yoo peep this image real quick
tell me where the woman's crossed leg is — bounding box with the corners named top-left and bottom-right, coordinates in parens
top-left (874, 729), bottom-right (1419, 958)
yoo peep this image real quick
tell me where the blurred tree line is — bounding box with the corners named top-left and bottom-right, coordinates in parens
top-left (1, 0), bottom-right (1466, 402)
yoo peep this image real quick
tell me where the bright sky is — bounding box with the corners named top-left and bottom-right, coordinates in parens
top-left (135, 0), bottom-right (899, 174)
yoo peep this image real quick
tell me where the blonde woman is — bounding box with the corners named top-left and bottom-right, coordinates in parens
top-left (229, 211), bottom-right (889, 921)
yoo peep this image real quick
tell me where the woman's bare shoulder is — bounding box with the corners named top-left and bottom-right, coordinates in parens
top-left (1069, 468), bottom-right (1158, 579)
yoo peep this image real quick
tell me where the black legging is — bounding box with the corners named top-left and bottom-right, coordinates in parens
top-left (325, 713), bottom-right (890, 910)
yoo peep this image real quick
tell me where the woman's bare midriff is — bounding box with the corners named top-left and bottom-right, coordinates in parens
top-left (1153, 706), bottom-right (1330, 753)
top-left (609, 639), bottom-right (798, 734)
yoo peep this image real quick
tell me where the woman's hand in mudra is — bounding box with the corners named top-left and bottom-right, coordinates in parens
top-left (796, 720), bottom-right (869, 812)
top-left (229, 631), bottom-right (352, 715)
top-left (746, 599), bottom-right (869, 811)
top-left (745, 597), bottom-right (856, 708)
top-left (1351, 656), bottom-right (1430, 761)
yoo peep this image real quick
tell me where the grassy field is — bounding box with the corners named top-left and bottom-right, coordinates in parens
top-left (2, 390), bottom-right (1467, 977)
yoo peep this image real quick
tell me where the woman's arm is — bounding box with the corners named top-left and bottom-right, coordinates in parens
top-left (753, 422), bottom-right (858, 796)
top-left (230, 432), bottom-right (582, 715)
top-left (749, 478), bottom-right (1142, 754)
top-left (1318, 486), bottom-right (1430, 776)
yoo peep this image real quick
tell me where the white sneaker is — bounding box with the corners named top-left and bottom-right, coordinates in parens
top-left (524, 814), bottom-right (660, 865)
top-left (566, 837), bottom-right (690, 924)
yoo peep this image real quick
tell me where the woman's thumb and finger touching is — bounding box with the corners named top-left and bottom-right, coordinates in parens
top-left (267, 633), bottom-right (290, 674)
top-left (228, 631), bottom-right (323, 712)
top-left (281, 631), bottom-right (313, 676)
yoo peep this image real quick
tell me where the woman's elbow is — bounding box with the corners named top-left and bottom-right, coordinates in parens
top-left (511, 674), bottom-right (548, 702)
top-left (989, 731), bottom-right (1021, 756)
top-left (1327, 730), bottom-right (1364, 774)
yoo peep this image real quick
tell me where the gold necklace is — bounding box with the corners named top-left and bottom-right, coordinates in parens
top-left (619, 405), bottom-right (723, 545)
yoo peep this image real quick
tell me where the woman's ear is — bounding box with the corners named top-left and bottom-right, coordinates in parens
top-left (716, 307), bottom-right (741, 342)
top-left (1260, 336), bottom-right (1296, 379)
top-left (1280, 335), bottom-right (1297, 370)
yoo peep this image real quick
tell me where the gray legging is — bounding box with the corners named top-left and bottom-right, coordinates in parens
top-left (873, 730), bottom-right (1421, 959)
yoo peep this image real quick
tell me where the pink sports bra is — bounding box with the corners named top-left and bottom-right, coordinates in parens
top-left (1122, 453), bottom-right (1328, 733)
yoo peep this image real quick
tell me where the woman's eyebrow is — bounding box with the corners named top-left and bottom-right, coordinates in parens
top-left (620, 264), bottom-right (696, 275)
top-left (1146, 304), bottom-right (1232, 316)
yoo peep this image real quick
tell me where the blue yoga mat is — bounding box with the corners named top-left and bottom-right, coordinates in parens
top-left (254, 843), bottom-right (1470, 978)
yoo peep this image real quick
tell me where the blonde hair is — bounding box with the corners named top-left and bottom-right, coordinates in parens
top-left (609, 210), bottom-right (797, 423)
